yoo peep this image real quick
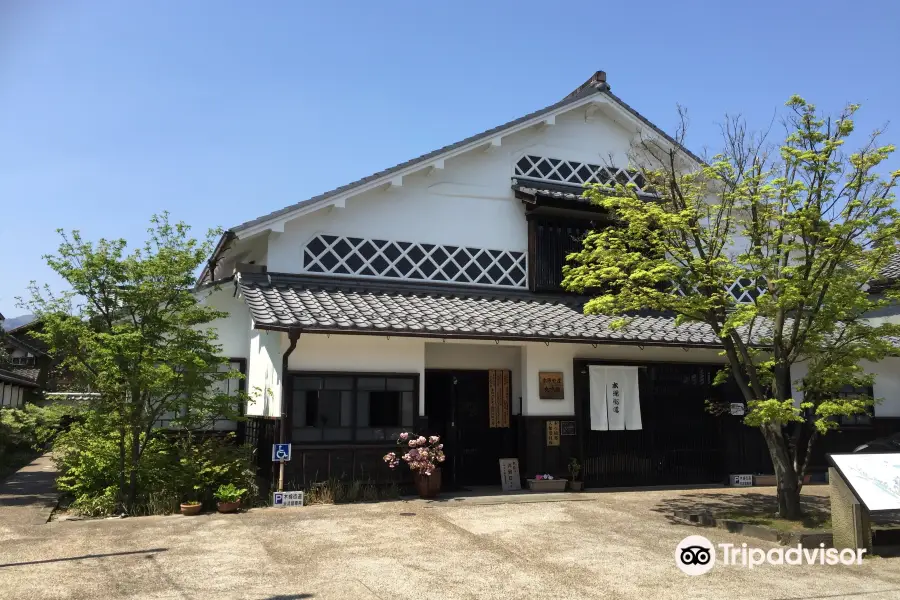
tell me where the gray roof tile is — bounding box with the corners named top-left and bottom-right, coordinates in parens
top-left (237, 272), bottom-right (725, 348)
top-left (880, 253), bottom-right (900, 281)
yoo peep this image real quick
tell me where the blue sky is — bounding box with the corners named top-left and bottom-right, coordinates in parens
top-left (2, 0), bottom-right (898, 317)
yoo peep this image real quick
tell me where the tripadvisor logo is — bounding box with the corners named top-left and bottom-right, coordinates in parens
top-left (675, 535), bottom-right (866, 575)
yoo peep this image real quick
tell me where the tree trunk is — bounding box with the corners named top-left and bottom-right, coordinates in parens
top-left (117, 424), bottom-right (127, 512)
top-left (126, 427), bottom-right (141, 513)
top-left (761, 423), bottom-right (802, 519)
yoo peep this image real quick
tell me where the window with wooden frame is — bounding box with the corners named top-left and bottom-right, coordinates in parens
top-left (836, 384), bottom-right (875, 427)
top-left (290, 373), bottom-right (417, 443)
top-left (528, 217), bottom-right (597, 293)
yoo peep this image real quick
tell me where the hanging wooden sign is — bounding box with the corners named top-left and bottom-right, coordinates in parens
top-left (538, 372), bottom-right (564, 399)
top-left (546, 420), bottom-right (561, 446)
top-left (488, 370), bottom-right (510, 428)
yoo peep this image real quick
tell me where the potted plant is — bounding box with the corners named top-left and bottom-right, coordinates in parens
top-left (383, 432), bottom-right (446, 499)
top-left (568, 458), bottom-right (583, 492)
top-left (527, 473), bottom-right (567, 492)
top-left (180, 499), bottom-right (202, 516)
top-left (215, 483), bottom-right (246, 513)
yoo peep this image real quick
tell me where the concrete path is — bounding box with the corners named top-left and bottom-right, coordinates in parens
top-left (0, 454), bottom-right (58, 531)
top-left (2, 485), bottom-right (900, 599)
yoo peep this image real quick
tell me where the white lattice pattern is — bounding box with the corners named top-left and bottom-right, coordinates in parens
top-left (673, 277), bottom-right (767, 304)
top-left (303, 235), bottom-right (528, 288)
top-left (515, 155), bottom-right (648, 192)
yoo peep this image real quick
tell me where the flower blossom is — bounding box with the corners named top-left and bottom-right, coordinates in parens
top-left (399, 432), bottom-right (409, 440)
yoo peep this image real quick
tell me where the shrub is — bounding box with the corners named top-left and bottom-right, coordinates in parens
top-left (0, 403), bottom-right (81, 452)
top-left (53, 422), bottom-right (256, 516)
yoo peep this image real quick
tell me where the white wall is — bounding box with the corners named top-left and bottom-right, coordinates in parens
top-left (790, 359), bottom-right (900, 418)
top-left (246, 328), bottom-right (286, 417)
top-left (521, 342), bottom-right (728, 416)
top-left (198, 286), bottom-right (251, 359)
top-left (867, 358), bottom-right (900, 417)
top-left (264, 108), bottom-right (637, 274)
top-left (424, 342), bottom-right (522, 414)
top-left (288, 334), bottom-right (426, 415)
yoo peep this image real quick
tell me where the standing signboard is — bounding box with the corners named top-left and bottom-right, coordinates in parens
top-left (499, 458), bottom-right (521, 491)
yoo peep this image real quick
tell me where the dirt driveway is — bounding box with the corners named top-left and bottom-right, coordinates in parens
top-left (2, 486), bottom-right (900, 600)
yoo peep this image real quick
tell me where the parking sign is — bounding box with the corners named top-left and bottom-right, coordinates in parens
top-left (272, 443), bottom-right (292, 462)
top-left (273, 491), bottom-right (304, 508)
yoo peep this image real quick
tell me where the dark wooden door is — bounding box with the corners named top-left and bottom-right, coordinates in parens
top-left (578, 362), bottom-right (726, 487)
top-left (424, 371), bottom-right (456, 486)
top-left (425, 370), bottom-right (514, 488)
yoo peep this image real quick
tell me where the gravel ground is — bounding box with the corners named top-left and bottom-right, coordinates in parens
top-left (1, 485), bottom-right (899, 600)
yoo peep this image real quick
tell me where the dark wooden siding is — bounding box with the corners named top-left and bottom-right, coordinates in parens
top-left (529, 218), bottom-right (594, 292)
top-left (574, 361), bottom-right (738, 486)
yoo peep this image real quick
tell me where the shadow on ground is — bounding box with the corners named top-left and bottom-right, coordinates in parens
top-left (0, 468), bottom-right (58, 507)
top-left (652, 492), bottom-right (831, 525)
top-left (0, 548), bottom-right (168, 569)
top-left (652, 490), bottom-right (900, 528)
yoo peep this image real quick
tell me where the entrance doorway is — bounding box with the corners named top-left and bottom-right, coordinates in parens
top-left (424, 370), bottom-right (516, 489)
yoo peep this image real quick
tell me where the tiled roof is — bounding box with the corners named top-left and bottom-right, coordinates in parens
top-left (8, 366), bottom-right (40, 383)
top-left (881, 253), bottom-right (900, 281)
top-left (229, 86), bottom-right (606, 235)
top-left (0, 367), bottom-right (39, 388)
top-left (228, 74), bottom-right (704, 236)
top-left (237, 272), bottom-right (724, 348)
top-left (512, 179), bottom-right (587, 203)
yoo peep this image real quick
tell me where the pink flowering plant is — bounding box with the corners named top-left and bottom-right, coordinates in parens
top-left (383, 432), bottom-right (446, 476)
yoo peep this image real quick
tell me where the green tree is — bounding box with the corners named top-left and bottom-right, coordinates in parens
top-left (0, 320), bottom-right (10, 366)
top-left (563, 98), bottom-right (900, 518)
top-left (21, 213), bottom-right (244, 512)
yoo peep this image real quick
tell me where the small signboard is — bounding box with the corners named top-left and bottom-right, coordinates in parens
top-left (546, 421), bottom-right (561, 447)
top-left (730, 403), bottom-right (745, 416)
top-left (499, 458), bottom-right (521, 492)
top-left (560, 420), bottom-right (576, 436)
top-left (272, 491), bottom-right (304, 508)
top-left (731, 474), bottom-right (753, 487)
top-left (829, 453), bottom-right (900, 512)
top-left (538, 372), bottom-right (564, 399)
top-left (272, 443), bottom-right (292, 462)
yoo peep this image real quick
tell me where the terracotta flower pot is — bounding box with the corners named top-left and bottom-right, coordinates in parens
top-left (413, 468), bottom-right (442, 499)
top-left (180, 503), bottom-right (202, 516)
top-left (217, 501), bottom-right (241, 514)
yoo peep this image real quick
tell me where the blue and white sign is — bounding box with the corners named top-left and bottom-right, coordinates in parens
top-left (273, 491), bottom-right (304, 508)
top-left (272, 443), bottom-right (292, 462)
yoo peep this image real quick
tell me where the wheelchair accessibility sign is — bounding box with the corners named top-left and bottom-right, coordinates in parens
top-left (272, 443), bottom-right (292, 462)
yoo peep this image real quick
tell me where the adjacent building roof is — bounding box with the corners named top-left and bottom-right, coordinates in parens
top-left (0, 367), bottom-right (40, 388)
top-left (236, 272), bottom-right (724, 348)
top-left (881, 253), bottom-right (900, 281)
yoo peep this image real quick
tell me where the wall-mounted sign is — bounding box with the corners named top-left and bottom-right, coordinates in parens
top-left (499, 458), bottom-right (521, 492)
top-left (731, 474), bottom-right (753, 487)
top-left (730, 403), bottom-right (745, 416)
top-left (560, 420), bottom-right (576, 436)
top-left (488, 370), bottom-right (511, 428)
top-left (539, 372), bottom-right (564, 399)
top-left (546, 420), bottom-right (561, 446)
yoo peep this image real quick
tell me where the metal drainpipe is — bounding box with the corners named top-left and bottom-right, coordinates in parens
top-left (278, 330), bottom-right (301, 492)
